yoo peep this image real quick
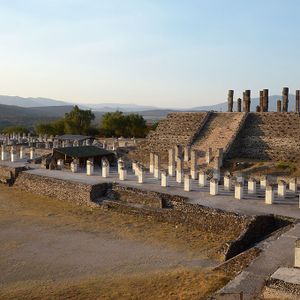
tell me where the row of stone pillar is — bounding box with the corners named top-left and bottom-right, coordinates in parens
top-left (1, 146), bottom-right (35, 161)
top-left (227, 88), bottom-right (300, 112)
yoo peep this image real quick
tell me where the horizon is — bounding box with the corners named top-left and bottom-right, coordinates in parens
top-left (1, 1), bottom-right (300, 107)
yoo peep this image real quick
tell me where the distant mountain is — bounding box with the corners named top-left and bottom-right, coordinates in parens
top-left (83, 103), bottom-right (159, 112)
top-left (192, 95), bottom-right (298, 112)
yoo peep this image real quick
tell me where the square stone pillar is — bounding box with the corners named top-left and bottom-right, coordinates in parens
top-left (277, 180), bottom-right (286, 198)
top-left (265, 185), bottom-right (274, 204)
top-left (235, 182), bottom-right (243, 200)
top-left (184, 146), bottom-right (190, 162)
top-left (1, 145), bottom-right (7, 161)
top-left (118, 158), bottom-right (124, 175)
top-left (102, 158), bottom-right (110, 178)
top-left (260, 175), bottom-right (268, 190)
top-left (206, 147), bottom-right (212, 164)
top-left (184, 174), bottom-right (191, 192)
top-left (86, 159), bottom-right (94, 176)
top-left (174, 145), bottom-right (183, 162)
top-left (190, 150), bottom-right (198, 180)
top-left (168, 148), bottom-right (175, 177)
top-left (19, 146), bottom-right (25, 159)
top-left (149, 153), bottom-right (154, 174)
top-left (199, 170), bottom-right (207, 187)
top-left (57, 159), bottom-right (64, 169)
top-left (10, 147), bottom-right (16, 162)
top-left (154, 154), bottom-right (161, 179)
top-left (132, 161), bottom-right (137, 175)
top-left (210, 178), bottom-right (219, 195)
top-left (295, 239), bottom-right (300, 268)
top-left (30, 147), bottom-right (35, 160)
top-left (176, 158), bottom-right (183, 183)
top-left (224, 175), bottom-right (231, 191)
top-left (217, 148), bottom-right (224, 167)
top-left (161, 170), bottom-right (168, 187)
top-left (71, 160), bottom-right (78, 173)
top-left (138, 166), bottom-right (145, 184)
top-left (248, 178), bottom-right (257, 194)
top-left (119, 167), bottom-right (127, 181)
top-left (289, 178), bottom-right (297, 192)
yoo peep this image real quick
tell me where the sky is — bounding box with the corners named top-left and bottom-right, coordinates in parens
top-left (0, 0), bottom-right (300, 108)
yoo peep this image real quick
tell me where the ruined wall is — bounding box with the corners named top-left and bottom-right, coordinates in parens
top-left (132, 112), bottom-right (209, 165)
top-left (227, 112), bottom-right (300, 161)
top-left (0, 165), bottom-right (26, 184)
top-left (14, 172), bottom-right (110, 206)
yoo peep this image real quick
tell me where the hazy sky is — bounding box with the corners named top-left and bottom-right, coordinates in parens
top-left (0, 0), bottom-right (300, 108)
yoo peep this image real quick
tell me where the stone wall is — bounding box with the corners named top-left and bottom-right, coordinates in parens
top-left (14, 172), bottom-right (110, 206)
top-left (0, 165), bottom-right (26, 184)
top-left (228, 112), bottom-right (300, 161)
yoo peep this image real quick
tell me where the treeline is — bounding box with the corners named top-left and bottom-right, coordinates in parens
top-left (1, 106), bottom-right (152, 138)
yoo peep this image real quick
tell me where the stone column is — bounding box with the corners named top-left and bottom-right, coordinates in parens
top-left (168, 148), bottom-right (175, 177)
top-left (10, 147), bottom-right (16, 162)
top-left (190, 150), bottom-right (198, 180)
top-left (228, 90), bottom-right (234, 112)
top-left (210, 178), bottom-right (219, 195)
top-left (235, 182), bottom-right (243, 200)
top-left (277, 100), bottom-right (282, 112)
top-left (137, 165), bottom-right (145, 183)
top-left (260, 175), bottom-right (268, 189)
top-left (277, 180), bottom-right (286, 198)
top-left (149, 153), bottom-right (154, 173)
top-left (184, 174), bottom-right (191, 192)
top-left (174, 145), bottom-right (183, 161)
top-left (289, 178), bottom-right (297, 192)
top-left (119, 167), bottom-right (127, 181)
top-left (263, 89), bottom-right (269, 112)
top-left (237, 98), bottom-right (242, 112)
top-left (236, 173), bottom-right (244, 184)
top-left (102, 158), bottom-right (110, 178)
top-left (176, 157), bottom-right (183, 183)
top-left (117, 158), bottom-right (124, 174)
top-left (154, 154), bottom-right (161, 179)
top-left (242, 91), bottom-right (247, 112)
top-left (71, 160), bottom-right (78, 173)
top-left (132, 161), bottom-right (137, 175)
top-left (86, 159), bottom-right (94, 176)
top-left (295, 239), bottom-right (300, 267)
top-left (244, 90), bottom-right (251, 112)
top-left (224, 175), bottom-right (232, 191)
top-left (198, 170), bottom-right (207, 187)
top-left (184, 146), bottom-right (190, 162)
top-left (213, 169), bottom-right (220, 181)
top-left (265, 185), bottom-right (274, 204)
top-left (296, 90), bottom-right (300, 113)
top-left (57, 159), bottom-right (64, 169)
top-left (19, 146), bottom-right (25, 159)
top-left (259, 90), bottom-right (264, 112)
top-left (161, 170), bottom-right (168, 187)
top-left (206, 147), bottom-right (212, 164)
top-left (30, 147), bottom-right (35, 160)
top-left (1, 145), bottom-right (7, 161)
top-left (217, 148), bottom-right (223, 167)
top-left (282, 87), bottom-right (289, 112)
top-left (248, 178), bottom-right (257, 194)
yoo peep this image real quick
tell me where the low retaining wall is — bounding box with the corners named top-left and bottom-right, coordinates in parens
top-left (0, 165), bottom-right (26, 184)
top-left (14, 172), bottom-right (110, 206)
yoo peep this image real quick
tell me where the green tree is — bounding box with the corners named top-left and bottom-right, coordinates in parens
top-left (64, 105), bottom-right (95, 135)
top-left (2, 126), bottom-right (29, 134)
top-left (36, 119), bottom-right (65, 136)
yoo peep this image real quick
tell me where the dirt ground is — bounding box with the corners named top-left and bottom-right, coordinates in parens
top-left (0, 185), bottom-right (231, 299)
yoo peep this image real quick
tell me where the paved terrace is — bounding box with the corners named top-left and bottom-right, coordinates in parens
top-left (18, 164), bottom-right (300, 219)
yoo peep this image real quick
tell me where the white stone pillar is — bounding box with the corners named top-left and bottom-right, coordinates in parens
top-left (10, 147), bottom-right (16, 162)
top-left (295, 239), bottom-right (300, 267)
top-left (277, 180), bottom-right (286, 198)
top-left (260, 175), bottom-right (267, 190)
top-left (161, 171), bottom-right (168, 187)
top-left (1, 145), bottom-right (7, 161)
top-left (132, 161), bottom-right (137, 175)
top-left (289, 178), bottom-right (297, 192)
top-left (190, 150), bottom-right (198, 180)
top-left (86, 159), bottom-right (94, 176)
top-left (117, 158), bottom-right (123, 175)
top-left (224, 175), bottom-right (231, 191)
top-left (210, 178), bottom-right (219, 195)
top-left (199, 170), bottom-right (207, 187)
top-left (176, 158), bottom-right (183, 183)
top-left (248, 178), bottom-right (257, 194)
top-left (235, 182), bottom-right (243, 200)
top-left (57, 159), bottom-right (64, 169)
top-left (138, 166), bottom-right (145, 184)
top-left (168, 148), bottom-right (175, 177)
top-left (71, 160), bottom-right (78, 173)
top-left (30, 147), bottom-right (35, 160)
top-left (154, 154), bottom-right (161, 179)
top-left (206, 147), bottom-right (212, 164)
top-left (184, 174), bottom-right (191, 192)
top-left (102, 158), bottom-right (110, 178)
top-left (19, 146), bottom-right (25, 159)
top-left (119, 167), bottom-right (127, 181)
top-left (184, 146), bottom-right (190, 162)
top-left (149, 153), bottom-right (154, 174)
top-left (174, 145), bottom-right (182, 162)
top-left (265, 185), bottom-right (274, 205)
